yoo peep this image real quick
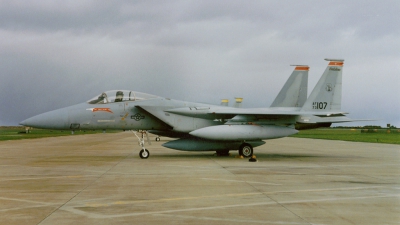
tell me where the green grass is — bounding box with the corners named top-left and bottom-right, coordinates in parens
top-left (0, 127), bottom-right (120, 141)
top-left (291, 128), bottom-right (400, 144)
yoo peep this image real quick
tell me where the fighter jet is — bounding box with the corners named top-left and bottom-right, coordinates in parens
top-left (20, 59), bottom-right (354, 159)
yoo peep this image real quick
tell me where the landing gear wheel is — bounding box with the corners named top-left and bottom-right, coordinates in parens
top-left (239, 143), bottom-right (253, 158)
top-left (155, 137), bottom-right (160, 142)
top-left (139, 149), bottom-right (150, 159)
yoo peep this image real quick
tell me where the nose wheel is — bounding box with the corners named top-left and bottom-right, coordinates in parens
top-left (132, 130), bottom-right (151, 159)
top-left (139, 149), bottom-right (150, 159)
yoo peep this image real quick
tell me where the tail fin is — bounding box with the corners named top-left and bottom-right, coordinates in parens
top-left (270, 65), bottom-right (309, 107)
top-left (301, 59), bottom-right (344, 112)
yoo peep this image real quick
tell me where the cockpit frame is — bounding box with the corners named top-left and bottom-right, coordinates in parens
top-left (88, 90), bottom-right (159, 104)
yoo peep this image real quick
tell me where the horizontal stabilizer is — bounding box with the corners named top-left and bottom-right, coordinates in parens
top-left (297, 115), bottom-right (375, 124)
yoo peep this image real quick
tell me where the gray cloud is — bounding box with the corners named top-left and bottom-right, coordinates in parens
top-left (1, 0), bottom-right (399, 126)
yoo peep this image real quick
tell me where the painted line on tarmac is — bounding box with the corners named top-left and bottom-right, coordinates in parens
top-left (60, 186), bottom-right (392, 219)
top-left (0, 175), bottom-right (98, 182)
top-left (0, 203), bottom-right (61, 213)
top-left (201, 178), bottom-right (282, 186)
top-left (61, 194), bottom-right (400, 219)
top-left (0, 196), bottom-right (62, 213)
top-left (153, 213), bottom-right (308, 225)
top-left (75, 185), bottom-right (388, 208)
top-left (0, 196), bottom-right (54, 206)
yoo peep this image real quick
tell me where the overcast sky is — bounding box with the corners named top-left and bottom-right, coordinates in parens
top-left (1, 0), bottom-right (399, 127)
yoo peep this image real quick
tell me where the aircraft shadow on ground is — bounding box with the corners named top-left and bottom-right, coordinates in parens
top-left (147, 152), bottom-right (327, 160)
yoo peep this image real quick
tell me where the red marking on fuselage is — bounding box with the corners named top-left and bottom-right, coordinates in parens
top-left (92, 108), bottom-right (113, 113)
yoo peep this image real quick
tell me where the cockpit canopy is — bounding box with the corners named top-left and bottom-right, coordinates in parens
top-left (88, 90), bottom-right (159, 104)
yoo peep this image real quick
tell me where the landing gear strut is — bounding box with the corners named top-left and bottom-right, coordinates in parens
top-left (239, 143), bottom-right (253, 157)
top-left (132, 130), bottom-right (151, 159)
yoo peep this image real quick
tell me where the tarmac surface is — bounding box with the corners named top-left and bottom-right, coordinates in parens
top-left (0, 132), bottom-right (399, 225)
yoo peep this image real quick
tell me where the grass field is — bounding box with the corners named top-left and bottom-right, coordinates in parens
top-left (1, 127), bottom-right (399, 144)
top-left (0, 127), bottom-right (120, 141)
top-left (291, 128), bottom-right (400, 144)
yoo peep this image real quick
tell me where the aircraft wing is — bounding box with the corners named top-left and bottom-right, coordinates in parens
top-left (135, 105), bottom-right (174, 129)
top-left (139, 104), bottom-right (351, 129)
top-left (206, 108), bottom-right (348, 117)
top-left (165, 107), bottom-right (348, 123)
top-left (209, 108), bottom-right (365, 127)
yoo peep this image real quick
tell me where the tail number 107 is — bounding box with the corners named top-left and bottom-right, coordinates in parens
top-left (313, 102), bottom-right (328, 109)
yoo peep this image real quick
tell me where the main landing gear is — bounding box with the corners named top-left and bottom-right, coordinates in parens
top-left (239, 143), bottom-right (253, 157)
top-left (132, 130), bottom-right (151, 159)
top-left (215, 143), bottom-right (254, 158)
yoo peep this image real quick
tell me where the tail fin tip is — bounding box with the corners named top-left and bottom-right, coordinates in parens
top-left (325, 59), bottom-right (344, 67)
top-left (290, 65), bottom-right (309, 71)
top-left (324, 58), bottom-right (344, 62)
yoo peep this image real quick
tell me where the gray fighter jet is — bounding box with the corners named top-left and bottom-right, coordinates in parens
top-left (20, 59), bottom-right (355, 159)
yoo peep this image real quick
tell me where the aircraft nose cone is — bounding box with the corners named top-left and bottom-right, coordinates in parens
top-left (19, 119), bottom-right (29, 126)
top-left (19, 117), bottom-right (38, 127)
top-left (19, 109), bottom-right (69, 129)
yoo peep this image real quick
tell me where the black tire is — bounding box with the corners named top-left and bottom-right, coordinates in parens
top-left (239, 143), bottom-right (253, 157)
top-left (139, 149), bottom-right (150, 159)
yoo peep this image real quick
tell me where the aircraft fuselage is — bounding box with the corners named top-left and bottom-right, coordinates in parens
top-left (21, 97), bottom-right (223, 132)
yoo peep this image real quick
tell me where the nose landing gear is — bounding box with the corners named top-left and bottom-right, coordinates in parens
top-left (132, 130), bottom-right (151, 159)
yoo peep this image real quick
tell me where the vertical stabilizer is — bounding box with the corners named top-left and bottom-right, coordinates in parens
top-left (301, 59), bottom-right (344, 112)
top-left (271, 65), bottom-right (309, 107)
